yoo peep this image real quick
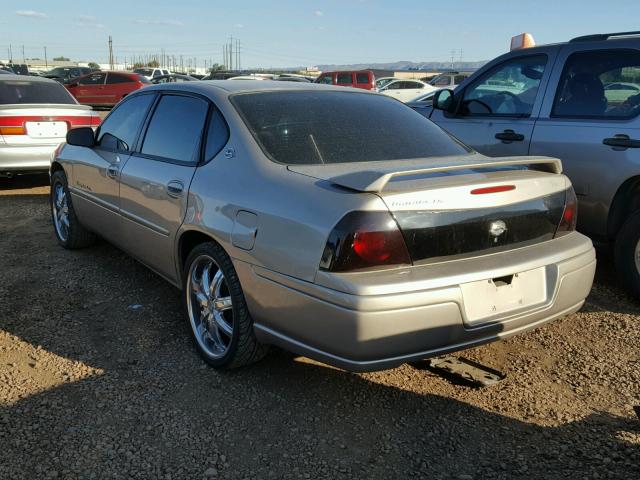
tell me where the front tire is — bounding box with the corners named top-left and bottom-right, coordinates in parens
top-left (614, 210), bottom-right (640, 299)
top-left (183, 242), bottom-right (268, 369)
top-left (50, 170), bottom-right (96, 249)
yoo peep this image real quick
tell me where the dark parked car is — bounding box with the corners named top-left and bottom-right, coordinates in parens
top-left (66, 71), bottom-right (150, 107)
top-left (43, 66), bottom-right (96, 84)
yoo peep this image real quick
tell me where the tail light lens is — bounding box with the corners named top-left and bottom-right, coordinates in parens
top-left (555, 186), bottom-right (578, 236)
top-left (0, 115), bottom-right (100, 135)
top-left (319, 211), bottom-right (412, 272)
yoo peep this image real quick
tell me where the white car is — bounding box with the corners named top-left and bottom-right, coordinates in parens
top-left (378, 79), bottom-right (435, 103)
top-left (133, 68), bottom-right (170, 81)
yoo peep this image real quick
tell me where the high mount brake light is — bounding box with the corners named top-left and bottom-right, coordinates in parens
top-left (471, 185), bottom-right (516, 195)
top-left (320, 211), bottom-right (411, 272)
top-left (555, 186), bottom-right (578, 236)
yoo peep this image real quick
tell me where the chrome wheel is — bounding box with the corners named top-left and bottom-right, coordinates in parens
top-left (634, 239), bottom-right (640, 275)
top-left (52, 182), bottom-right (70, 242)
top-left (186, 255), bottom-right (234, 359)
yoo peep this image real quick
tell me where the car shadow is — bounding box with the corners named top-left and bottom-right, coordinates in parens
top-left (0, 173), bottom-right (49, 191)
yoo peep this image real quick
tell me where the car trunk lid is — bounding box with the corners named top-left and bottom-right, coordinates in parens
top-left (289, 155), bottom-right (569, 264)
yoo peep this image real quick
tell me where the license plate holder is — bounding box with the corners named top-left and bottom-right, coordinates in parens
top-left (25, 121), bottom-right (68, 138)
top-left (460, 267), bottom-right (547, 325)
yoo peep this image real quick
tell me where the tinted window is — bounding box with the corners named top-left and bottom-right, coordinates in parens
top-left (97, 94), bottom-right (155, 151)
top-left (431, 76), bottom-right (451, 86)
top-left (205, 109), bottom-right (230, 161)
top-left (134, 68), bottom-right (153, 76)
top-left (316, 74), bottom-right (333, 85)
top-left (78, 73), bottom-right (106, 85)
top-left (454, 75), bottom-right (467, 85)
top-left (141, 95), bottom-right (209, 163)
top-left (461, 55), bottom-right (547, 117)
top-left (356, 73), bottom-right (370, 84)
top-left (0, 79), bottom-right (76, 104)
top-left (106, 74), bottom-right (134, 84)
top-left (152, 70), bottom-right (161, 77)
top-left (552, 50), bottom-right (640, 119)
top-left (336, 73), bottom-right (352, 84)
top-left (232, 91), bottom-right (471, 165)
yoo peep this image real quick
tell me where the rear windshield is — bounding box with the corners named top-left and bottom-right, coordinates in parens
top-left (0, 80), bottom-right (76, 104)
top-left (232, 91), bottom-right (470, 164)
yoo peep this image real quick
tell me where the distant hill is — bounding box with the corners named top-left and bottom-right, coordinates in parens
top-left (314, 61), bottom-right (488, 72)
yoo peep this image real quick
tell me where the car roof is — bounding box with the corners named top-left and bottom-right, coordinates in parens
top-left (0, 74), bottom-right (60, 84)
top-left (142, 80), bottom-right (344, 96)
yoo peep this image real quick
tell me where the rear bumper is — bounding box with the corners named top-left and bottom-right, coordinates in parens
top-left (0, 143), bottom-right (58, 172)
top-left (236, 232), bottom-right (596, 372)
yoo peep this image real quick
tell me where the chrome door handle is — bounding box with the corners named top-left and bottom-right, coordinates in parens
top-left (106, 163), bottom-right (119, 178)
top-left (166, 180), bottom-right (184, 198)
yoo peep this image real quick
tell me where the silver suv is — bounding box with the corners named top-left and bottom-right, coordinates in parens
top-left (427, 31), bottom-right (640, 297)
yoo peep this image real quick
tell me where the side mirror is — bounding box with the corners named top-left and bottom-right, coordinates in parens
top-left (432, 89), bottom-right (455, 112)
top-left (66, 127), bottom-right (96, 148)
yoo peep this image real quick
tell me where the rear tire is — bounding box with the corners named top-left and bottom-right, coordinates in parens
top-left (614, 210), bottom-right (640, 299)
top-left (50, 170), bottom-right (96, 249)
top-left (183, 242), bottom-right (268, 369)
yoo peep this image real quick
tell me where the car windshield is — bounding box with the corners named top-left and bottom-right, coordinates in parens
top-left (134, 68), bottom-right (153, 76)
top-left (0, 79), bottom-right (76, 104)
top-left (46, 68), bottom-right (70, 76)
top-left (232, 91), bottom-right (471, 165)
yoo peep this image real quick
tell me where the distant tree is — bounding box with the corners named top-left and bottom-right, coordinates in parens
top-left (53, 56), bottom-right (70, 61)
top-left (208, 63), bottom-right (225, 73)
top-left (132, 62), bottom-right (145, 69)
top-left (147, 60), bottom-right (160, 68)
top-left (88, 62), bottom-right (100, 69)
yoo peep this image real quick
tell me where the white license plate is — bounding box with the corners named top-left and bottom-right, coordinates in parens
top-left (460, 267), bottom-right (547, 324)
top-left (25, 121), bottom-right (68, 138)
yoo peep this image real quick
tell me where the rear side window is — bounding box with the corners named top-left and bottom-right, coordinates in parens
top-left (97, 94), bottom-right (155, 151)
top-left (141, 95), bottom-right (209, 163)
top-left (454, 75), bottom-right (467, 85)
top-left (0, 80), bottom-right (76, 104)
top-left (78, 73), bottom-right (106, 85)
top-left (106, 74), bottom-right (134, 84)
top-left (356, 73), bottom-right (370, 84)
top-left (204, 109), bottom-right (230, 161)
top-left (552, 49), bottom-right (640, 119)
top-left (336, 73), bottom-right (352, 85)
top-left (232, 91), bottom-right (471, 165)
top-left (432, 76), bottom-right (451, 87)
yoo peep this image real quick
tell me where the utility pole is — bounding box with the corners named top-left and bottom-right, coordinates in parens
top-left (108, 36), bottom-right (114, 69)
top-left (236, 39), bottom-right (240, 71)
top-left (44, 46), bottom-right (47, 68)
top-left (9, 44), bottom-right (12, 62)
top-left (22, 45), bottom-right (25, 63)
top-left (229, 36), bottom-right (234, 70)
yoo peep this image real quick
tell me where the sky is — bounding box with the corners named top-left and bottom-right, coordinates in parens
top-left (2, 0), bottom-right (640, 68)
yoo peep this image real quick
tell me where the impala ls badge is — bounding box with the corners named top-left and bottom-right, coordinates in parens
top-left (489, 220), bottom-right (507, 243)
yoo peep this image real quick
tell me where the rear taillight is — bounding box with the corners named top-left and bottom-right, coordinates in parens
top-left (319, 211), bottom-right (411, 272)
top-left (555, 186), bottom-right (578, 236)
top-left (0, 115), bottom-right (99, 135)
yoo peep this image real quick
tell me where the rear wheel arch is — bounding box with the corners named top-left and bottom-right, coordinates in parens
top-left (50, 161), bottom-right (64, 176)
top-left (177, 230), bottom-right (224, 280)
top-left (607, 176), bottom-right (640, 240)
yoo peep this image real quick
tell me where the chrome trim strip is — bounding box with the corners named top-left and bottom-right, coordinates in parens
top-left (120, 208), bottom-right (170, 236)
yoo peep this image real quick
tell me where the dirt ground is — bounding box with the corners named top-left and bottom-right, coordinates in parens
top-left (0, 175), bottom-right (638, 479)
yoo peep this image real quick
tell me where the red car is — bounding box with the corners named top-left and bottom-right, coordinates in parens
top-left (66, 71), bottom-right (150, 107)
top-left (314, 70), bottom-right (375, 90)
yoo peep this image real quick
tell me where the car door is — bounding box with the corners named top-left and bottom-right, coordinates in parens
top-left (74, 72), bottom-right (107, 105)
top-left (430, 51), bottom-right (557, 157)
top-left (70, 93), bottom-right (156, 245)
top-left (118, 93), bottom-right (210, 281)
top-left (397, 81), bottom-right (429, 102)
top-left (105, 73), bottom-right (136, 105)
top-left (530, 45), bottom-right (640, 237)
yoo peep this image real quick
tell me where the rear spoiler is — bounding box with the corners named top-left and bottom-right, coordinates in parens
top-left (327, 157), bottom-right (562, 193)
top-left (0, 103), bottom-right (93, 111)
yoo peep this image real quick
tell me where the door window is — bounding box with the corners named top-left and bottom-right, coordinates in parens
top-left (106, 74), bottom-right (134, 84)
top-left (432, 76), bottom-right (451, 87)
top-left (141, 95), bottom-right (209, 163)
top-left (97, 94), bottom-right (155, 151)
top-left (454, 75), bottom-right (467, 85)
top-left (78, 72), bottom-right (106, 85)
top-left (316, 74), bottom-right (333, 84)
top-left (461, 55), bottom-right (547, 117)
top-left (336, 73), bottom-right (352, 85)
top-left (152, 70), bottom-right (162, 77)
top-left (552, 49), bottom-right (640, 119)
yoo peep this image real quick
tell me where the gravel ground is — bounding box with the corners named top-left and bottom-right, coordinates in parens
top-left (0, 175), bottom-right (638, 480)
